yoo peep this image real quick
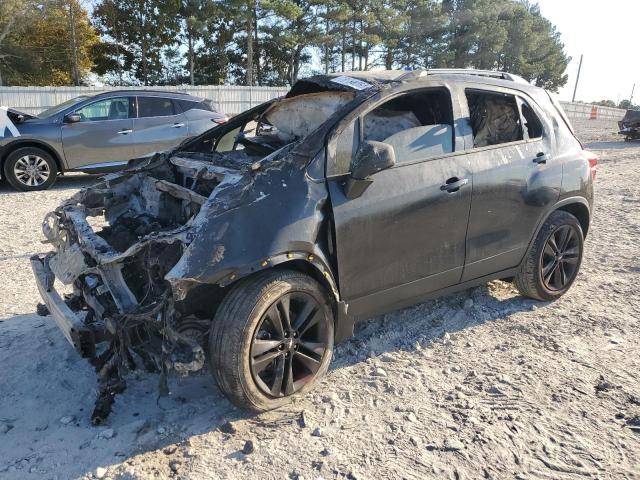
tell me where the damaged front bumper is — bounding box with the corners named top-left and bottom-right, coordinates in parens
top-left (30, 154), bottom-right (240, 423)
top-left (31, 254), bottom-right (101, 358)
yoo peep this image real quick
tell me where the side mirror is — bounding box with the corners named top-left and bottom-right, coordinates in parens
top-left (351, 140), bottom-right (396, 179)
top-left (344, 140), bottom-right (396, 199)
top-left (64, 113), bottom-right (81, 123)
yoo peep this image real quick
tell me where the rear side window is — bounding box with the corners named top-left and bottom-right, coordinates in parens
top-left (176, 99), bottom-right (213, 112)
top-left (362, 89), bottom-right (454, 164)
top-left (138, 97), bottom-right (175, 118)
top-left (466, 90), bottom-right (522, 147)
top-left (76, 97), bottom-right (130, 121)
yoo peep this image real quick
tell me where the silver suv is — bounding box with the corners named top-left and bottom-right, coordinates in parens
top-left (0, 90), bottom-right (227, 191)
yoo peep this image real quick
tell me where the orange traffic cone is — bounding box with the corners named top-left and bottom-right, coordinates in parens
top-left (590, 105), bottom-right (598, 120)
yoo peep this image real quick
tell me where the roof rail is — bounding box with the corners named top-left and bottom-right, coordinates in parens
top-left (426, 69), bottom-right (529, 84)
top-left (95, 89), bottom-right (194, 96)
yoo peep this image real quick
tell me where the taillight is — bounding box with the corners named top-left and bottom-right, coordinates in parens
top-left (212, 117), bottom-right (228, 124)
top-left (584, 151), bottom-right (598, 180)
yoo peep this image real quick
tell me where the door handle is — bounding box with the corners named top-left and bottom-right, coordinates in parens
top-left (533, 152), bottom-right (549, 164)
top-left (118, 129), bottom-right (133, 135)
top-left (440, 177), bottom-right (469, 193)
top-left (172, 123), bottom-right (185, 128)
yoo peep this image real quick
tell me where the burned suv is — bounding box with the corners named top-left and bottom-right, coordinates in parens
top-left (31, 69), bottom-right (596, 423)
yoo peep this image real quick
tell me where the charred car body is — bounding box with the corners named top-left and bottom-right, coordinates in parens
top-left (32, 70), bottom-right (596, 422)
top-left (618, 109), bottom-right (640, 141)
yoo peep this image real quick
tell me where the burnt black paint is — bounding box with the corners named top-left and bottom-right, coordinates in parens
top-left (168, 74), bottom-right (593, 341)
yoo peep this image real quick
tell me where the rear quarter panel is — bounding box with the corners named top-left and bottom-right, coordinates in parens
top-left (184, 109), bottom-right (223, 136)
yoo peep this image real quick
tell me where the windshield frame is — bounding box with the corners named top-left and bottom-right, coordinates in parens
top-left (38, 95), bottom-right (91, 119)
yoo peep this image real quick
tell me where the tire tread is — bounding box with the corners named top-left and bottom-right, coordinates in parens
top-left (3, 147), bottom-right (57, 191)
top-left (515, 210), bottom-right (583, 301)
top-left (209, 269), bottom-right (333, 411)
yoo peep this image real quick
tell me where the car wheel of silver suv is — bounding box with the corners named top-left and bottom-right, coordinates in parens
top-left (4, 147), bottom-right (57, 192)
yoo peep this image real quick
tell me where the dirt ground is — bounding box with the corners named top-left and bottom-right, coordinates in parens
top-left (0, 120), bottom-right (638, 480)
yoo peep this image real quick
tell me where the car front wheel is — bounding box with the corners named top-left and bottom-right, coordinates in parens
top-left (209, 269), bottom-right (334, 411)
top-left (4, 147), bottom-right (58, 191)
top-left (515, 210), bottom-right (584, 301)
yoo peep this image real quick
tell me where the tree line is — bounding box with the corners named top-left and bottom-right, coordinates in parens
top-left (1, 0), bottom-right (570, 91)
top-left (593, 99), bottom-right (639, 111)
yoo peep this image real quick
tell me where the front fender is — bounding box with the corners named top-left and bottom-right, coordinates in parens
top-left (165, 155), bottom-right (335, 299)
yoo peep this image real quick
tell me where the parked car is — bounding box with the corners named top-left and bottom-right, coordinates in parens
top-left (618, 109), bottom-right (640, 141)
top-left (0, 90), bottom-right (227, 191)
top-left (31, 69), bottom-right (596, 423)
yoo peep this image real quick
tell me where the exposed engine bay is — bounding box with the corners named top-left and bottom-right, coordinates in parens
top-left (35, 154), bottom-right (251, 424)
top-left (31, 87), bottom-right (360, 424)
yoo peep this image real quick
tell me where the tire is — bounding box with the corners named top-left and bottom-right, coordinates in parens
top-left (515, 210), bottom-right (584, 301)
top-left (209, 269), bottom-right (334, 411)
top-left (3, 147), bottom-right (58, 191)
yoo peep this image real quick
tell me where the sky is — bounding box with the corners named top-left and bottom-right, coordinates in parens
top-left (534, 0), bottom-right (640, 103)
top-left (82, 0), bottom-right (638, 103)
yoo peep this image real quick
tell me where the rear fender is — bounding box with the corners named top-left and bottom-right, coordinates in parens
top-left (521, 196), bottom-right (591, 264)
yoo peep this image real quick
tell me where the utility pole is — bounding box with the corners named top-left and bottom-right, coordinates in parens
top-left (68, 0), bottom-right (80, 86)
top-left (630, 84), bottom-right (636, 105)
top-left (572, 54), bottom-right (583, 102)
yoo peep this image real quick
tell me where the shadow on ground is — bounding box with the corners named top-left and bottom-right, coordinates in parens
top-left (585, 140), bottom-right (640, 151)
top-left (0, 280), bottom-right (537, 478)
top-left (0, 173), bottom-right (99, 194)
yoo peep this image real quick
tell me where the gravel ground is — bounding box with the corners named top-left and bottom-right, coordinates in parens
top-left (0, 122), bottom-right (638, 480)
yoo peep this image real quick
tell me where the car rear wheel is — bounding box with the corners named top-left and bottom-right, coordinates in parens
top-left (4, 147), bottom-right (57, 191)
top-left (209, 269), bottom-right (334, 411)
top-left (515, 210), bottom-right (584, 301)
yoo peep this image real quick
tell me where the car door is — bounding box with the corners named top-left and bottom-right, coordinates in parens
top-left (133, 96), bottom-right (188, 156)
top-left (61, 96), bottom-right (136, 169)
top-left (459, 86), bottom-right (562, 281)
top-left (327, 87), bottom-right (472, 319)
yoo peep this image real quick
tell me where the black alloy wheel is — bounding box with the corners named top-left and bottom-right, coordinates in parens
top-left (250, 292), bottom-right (329, 397)
top-left (209, 269), bottom-right (334, 411)
top-left (540, 224), bottom-right (581, 291)
top-left (514, 210), bottom-right (584, 301)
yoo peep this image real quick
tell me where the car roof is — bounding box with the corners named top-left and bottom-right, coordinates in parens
top-left (91, 90), bottom-right (203, 101)
top-left (323, 69), bottom-right (542, 96)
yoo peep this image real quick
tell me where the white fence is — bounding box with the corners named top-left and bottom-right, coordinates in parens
top-left (559, 102), bottom-right (625, 121)
top-left (0, 85), bottom-right (627, 121)
top-left (0, 85), bottom-right (289, 116)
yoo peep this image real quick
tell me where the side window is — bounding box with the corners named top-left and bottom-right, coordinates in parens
top-left (75, 97), bottom-right (130, 122)
top-left (520, 100), bottom-right (543, 139)
top-left (466, 90), bottom-right (522, 147)
top-left (138, 97), bottom-right (175, 118)
top-left (176, 99), bottom-right (214, 113)
top-left (362, 89), bottom-right (454, 164)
